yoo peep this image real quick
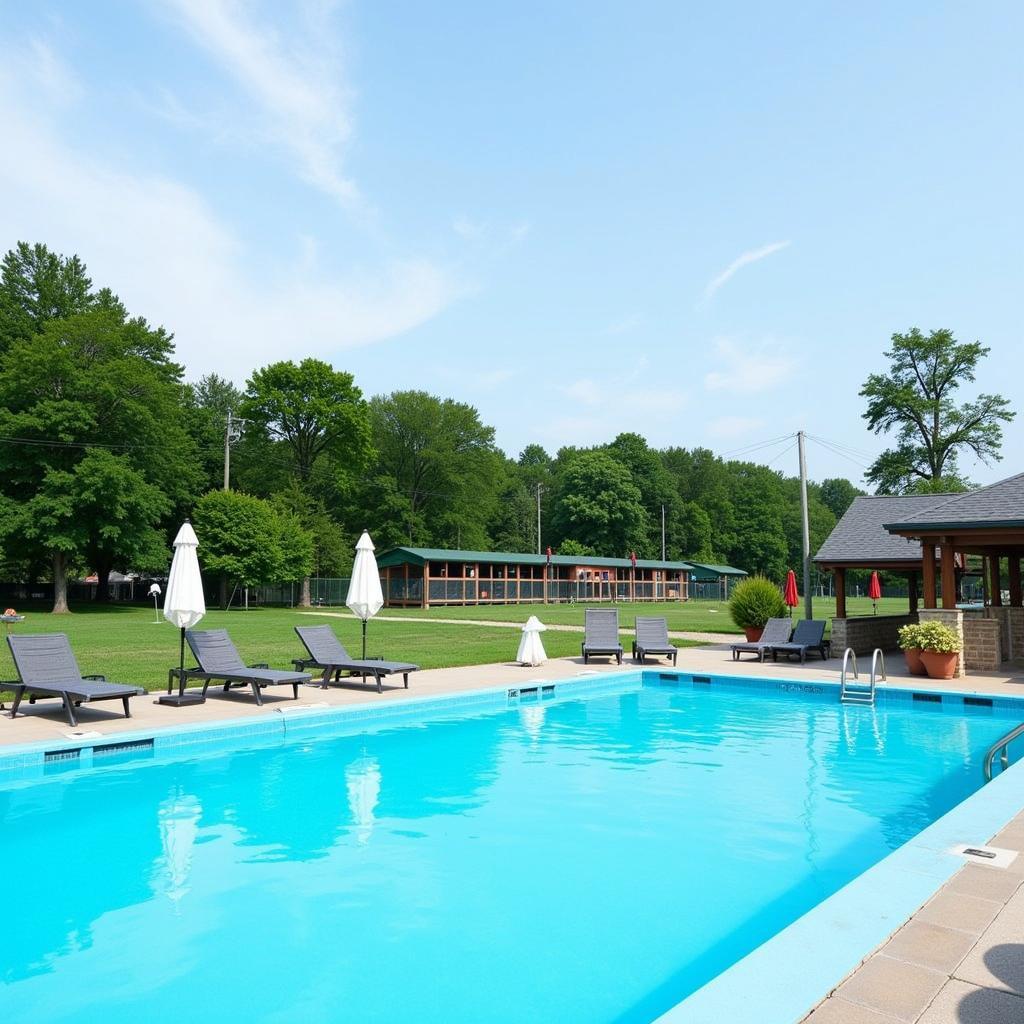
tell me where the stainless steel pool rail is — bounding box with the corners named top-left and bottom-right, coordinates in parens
top-left (983, 721), bottom-right (1024, 781)
top-left (840, 647), bottom-right (883, 706)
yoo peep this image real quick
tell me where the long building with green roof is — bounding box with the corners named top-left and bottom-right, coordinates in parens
top-left (375, 546), bottom-right (746, 607)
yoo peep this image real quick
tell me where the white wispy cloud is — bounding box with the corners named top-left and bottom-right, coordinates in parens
top-left (703, 337), bottom-right (794, 394)
top-left (162, 0), bottom-right (358, 208)
top-left (0, 41), bottom-right (458, 377)
top-left (702, 240), bottom-right (791, 302)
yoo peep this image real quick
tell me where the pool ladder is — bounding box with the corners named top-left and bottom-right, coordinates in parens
top-left (983, 721), bottom-right (1024, 781)
top-left (840, 648), bottom-right (885, 706)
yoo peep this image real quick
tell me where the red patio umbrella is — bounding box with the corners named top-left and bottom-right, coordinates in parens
top-left (868, 570), bottom-right (882, 614)
top-left (784, 569), bottom-right (799, 617)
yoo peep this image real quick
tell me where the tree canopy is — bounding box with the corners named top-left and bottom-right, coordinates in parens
top-left (861, 328), bottom-right (1014, 493)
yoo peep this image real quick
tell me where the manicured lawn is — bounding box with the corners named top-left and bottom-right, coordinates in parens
top-left (372, 596), bottom-right (911, 633)
top-left (0, 604), bottom-right (697, 695)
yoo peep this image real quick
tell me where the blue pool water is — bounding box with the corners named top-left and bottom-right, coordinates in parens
top-left (2, 674), bottom-right (1021, 1023)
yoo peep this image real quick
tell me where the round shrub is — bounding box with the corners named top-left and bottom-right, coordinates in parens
top-left (898, 623), bottom-right (925, 650)
top-left (916, 621), bottom-right (962, 654)
top-left (728, 575), bottom-right (787, 630)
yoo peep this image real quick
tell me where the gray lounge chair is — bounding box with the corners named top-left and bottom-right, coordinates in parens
top-left (5, 633), bottom-right (145, 726)
top-left (293, 625), bottom-right (418, 694)
top-left (180, 629), bottom-right (310, 705)
top-left (633, 617), bottom-right (678, 665)
top-left (769, 619), bottom-right (830, 664)
top-left (730, 617), bottom-right (792, 662)
top-left (582, 609), bottom-right (623, 664)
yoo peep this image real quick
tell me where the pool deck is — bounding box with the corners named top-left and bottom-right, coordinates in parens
top-left (2, 643), bottom-right (1023, 1024)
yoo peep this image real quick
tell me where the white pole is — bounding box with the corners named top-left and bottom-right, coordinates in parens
top-left (797, 430), bottom-right (813, 620)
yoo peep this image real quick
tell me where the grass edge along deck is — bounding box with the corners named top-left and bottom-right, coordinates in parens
top-left (2, 669), bottom-right (1023, 1024)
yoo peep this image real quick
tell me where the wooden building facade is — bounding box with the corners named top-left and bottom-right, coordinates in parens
top-left (375, 547), bottom-right (701, 608)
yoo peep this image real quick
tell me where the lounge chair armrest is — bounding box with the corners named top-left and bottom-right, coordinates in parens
top-left (82, 674), bottom-right (107, 681)
top-left (248, 662), bottom-right (270, 670)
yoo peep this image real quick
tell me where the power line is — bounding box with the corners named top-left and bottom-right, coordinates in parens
top-left (805, 434), bottom-right (872, 471)
top-left (718, 432), bottom-right (796, 458)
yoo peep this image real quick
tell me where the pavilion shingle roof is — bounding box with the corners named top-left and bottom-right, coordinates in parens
top-left (883, 473), bottom-right (1024, 530)
top-left (814, 494), bottom-right (952, 565)
top-left (376, 546), bottom-right (696, 572)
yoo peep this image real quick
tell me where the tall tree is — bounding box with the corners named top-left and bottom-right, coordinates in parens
top-left (0, 242), bottom-right (95, 352)
top-left (551, 450), bottom-right (648, 555)
top-left (367, 391), bottom-right (502, 548)
top-left (819, 477), bottom-right (864, 520)
top-left (184, 373), bottom-right (246, 492)
top-left (0, 305), bottom-right (199, 610)
top-left (861, 329), bottom-right (1014, 493)
top-left (241, 359), bottom-right (371, 603)
top-left (241, 359), bottom-right (370, 484)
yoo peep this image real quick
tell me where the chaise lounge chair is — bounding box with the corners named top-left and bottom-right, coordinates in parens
top-left (582, 609), bottom-right (623, 665)
top-left (730, 617), bottom-right (792, 662)
top-left (179, 629), bottom-right (310, 705)
top-left (293, 625), bottom-right (419, 694)
top-left (633, 616), bottom-right (678, 665)
top-left (769, 619), bottom-right (830, 664)
top-left (5, 633), bottom-right (145, 727)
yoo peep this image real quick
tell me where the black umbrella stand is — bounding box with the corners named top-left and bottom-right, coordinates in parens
top-left (158, 625), bottom-right (206, 707)
top-left (361, 617), bottom-right (368, 660)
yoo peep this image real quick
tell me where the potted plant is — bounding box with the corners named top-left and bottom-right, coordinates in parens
top-left (729, 575), bottom-right (788, 642)
top-left (898, 623), bottom-right (926, 676)
top-left (917, 621), bottom-right (962, 680)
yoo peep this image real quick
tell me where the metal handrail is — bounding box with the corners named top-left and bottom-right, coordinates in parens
top-left (841, 648), bottom-right (858, 686)
top-left (871, 648), bottom-right (886, 686)
top-left (983, 721), bottom-right (1024, 781)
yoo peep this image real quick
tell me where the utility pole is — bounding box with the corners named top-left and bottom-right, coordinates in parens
top-left (661, 504), bottom-right (666, 561)
top-left (223, 410), bottom-right (246, 491)
top-left (536, 483), bottom-right (543, 555)
top-left (797, 430), bottom-right (813, 620)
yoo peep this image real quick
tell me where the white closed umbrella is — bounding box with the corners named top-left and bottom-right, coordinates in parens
top-left (346, 531), bottom-right (384, 659)
top-left (162, 521), bottom-right (206, 705)
top-left (517, 615), bottom-right (548, 666)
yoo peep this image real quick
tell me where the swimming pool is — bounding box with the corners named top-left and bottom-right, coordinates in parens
top-left (2, 671), bottom-right (1022, 1023)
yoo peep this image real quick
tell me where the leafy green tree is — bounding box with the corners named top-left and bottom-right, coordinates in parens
top-left (819, 477), bottom-right (864, 520)
top-left (0, 451), bottom-right (169, 611)
top-left (861, 329), bottom-right (1014, 493)
top-left (555, 538), bottom-right (597, 557)
top-left (242, 359), bottom-right (371, 484)
top-left (368, 390), bottom-right (503, 547)
top-left (241, 358), bottom-right (371, 604)
top-left (0, 242), bottom-right (95, 351)
top-left (0, 306), bottom-right (200, 611)
top-left (192, 490), bottom-right (313, 603)
top-left (551, 450), bottom-right (648, 555)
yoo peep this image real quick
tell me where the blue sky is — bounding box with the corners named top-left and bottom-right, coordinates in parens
top-left (1, 2), bottom-right (1021, 486)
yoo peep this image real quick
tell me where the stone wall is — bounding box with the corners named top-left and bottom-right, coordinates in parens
top-left (918, 608), bottom-right (966, 678)
top-left (830, 614), bottom-right (917, 657)
top-left (983, 606), bottom-right (1024, 661)
top-left (963, 615), bottom-right (1002, 671)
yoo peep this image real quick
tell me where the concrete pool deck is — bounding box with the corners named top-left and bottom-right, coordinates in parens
top-left (2, 643), bottom-right (1023, 1023)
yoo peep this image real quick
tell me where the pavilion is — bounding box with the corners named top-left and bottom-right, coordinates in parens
top-left (814, 474), bottom-right (1024, 672)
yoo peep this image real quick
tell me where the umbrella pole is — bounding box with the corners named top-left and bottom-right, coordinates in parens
top-left (178, 627), bottom-right (186, 697)
top-left (362, 617), bottom-right (367, 660)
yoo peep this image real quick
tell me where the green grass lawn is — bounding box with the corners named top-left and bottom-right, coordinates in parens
top-left (0, 594), bottom-right (907, 696)
top-left (0, 604), bottom-right (698, 695)
top-left (372, 596), bottom-right (911, 633)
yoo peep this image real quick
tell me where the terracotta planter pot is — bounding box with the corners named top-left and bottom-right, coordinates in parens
top-left (903, 648), bottom-right (926, 676)
top-left (921, 650), bottom-right (959, 680)
top-left (743, 626), bottom-right (764, 642)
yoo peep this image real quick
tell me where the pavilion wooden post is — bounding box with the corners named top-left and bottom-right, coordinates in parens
top-left (989, 555), bottom-right (1003, 607)
top-left (922, 544), bottom-right (937, 608)
top-left (908, 572), bottom-right (919, 614)
top-left (834, 568), bottom-right (847, 619)
top-left (423, 560), bottom-right (431, 609)
top-left (940, 541), bottom-right (957, 610)
top-left (1008, 555), bottom-right (1021, 607)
